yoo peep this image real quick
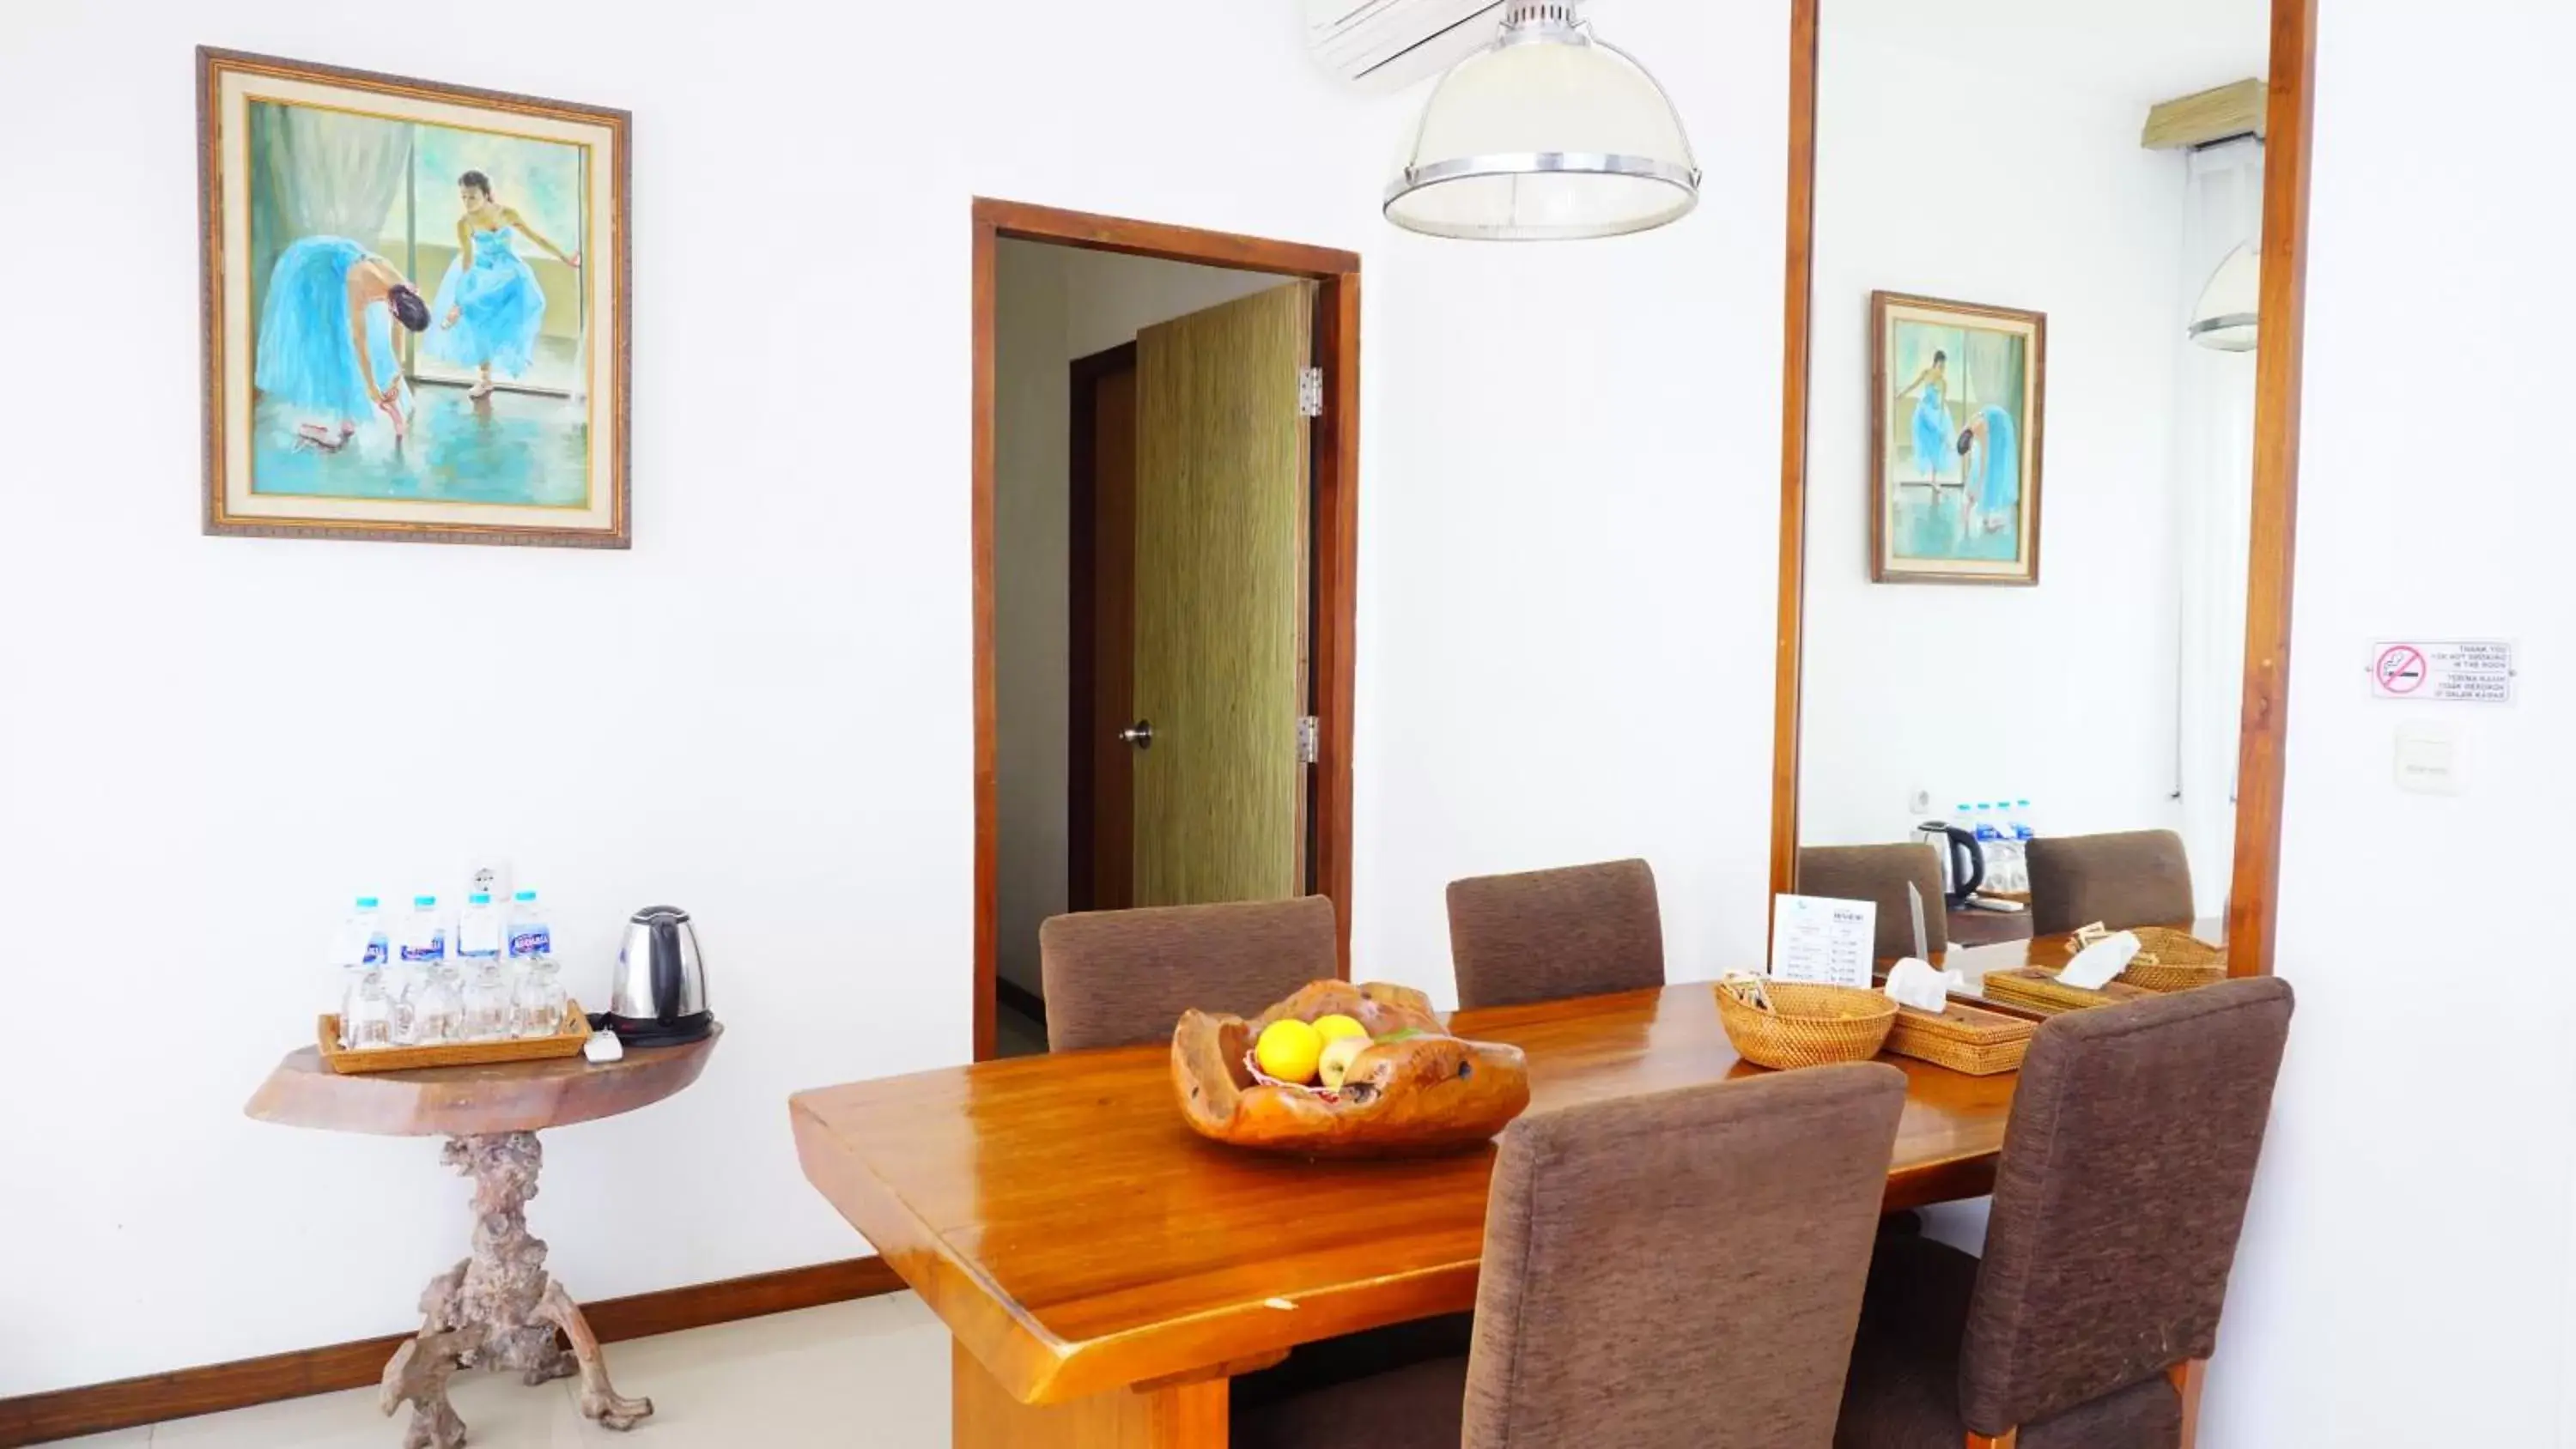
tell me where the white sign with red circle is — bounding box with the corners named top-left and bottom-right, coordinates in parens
top-left (2369, 640), bottom-right (2514, 703)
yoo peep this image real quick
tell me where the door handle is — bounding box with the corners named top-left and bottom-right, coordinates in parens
top-left (1119, 719), bottom-right (1155, 750)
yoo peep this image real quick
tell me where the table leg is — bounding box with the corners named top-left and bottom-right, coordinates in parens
top-left (376, 1132), bottom-right (653, 1448)
top-left (951, 1338), bottom-right (1228, 1448)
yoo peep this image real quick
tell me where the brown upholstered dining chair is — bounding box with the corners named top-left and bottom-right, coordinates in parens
top-left (1036, 895), bottom-right (1338, 1052)
top-left (1444, 858), bottom-right (1664, 1010)
top-left (1236, 1063), bottom-right (1911, 1449)
top-left (1834, 976), bottom-right (2295, 1449)
top-left (1800, 843), bottom-right (1951, 959)
top-left (2023, 828), bottom-right (2196, 936)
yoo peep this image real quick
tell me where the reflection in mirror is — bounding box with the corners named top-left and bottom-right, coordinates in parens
top-left (1794, 1), bottom-right (2271, 960)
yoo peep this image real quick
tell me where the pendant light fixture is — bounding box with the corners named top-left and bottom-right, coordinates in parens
top-left (2188, 242), bottom-right (2261, 352)
top-left (1384, 1), bottom-right (1702, 241)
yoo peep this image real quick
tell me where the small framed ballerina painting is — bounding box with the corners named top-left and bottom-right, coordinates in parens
top-left (197, 48), bottom-right (630, 548)
top-left (1868, 291), bottom-right (2045, 585)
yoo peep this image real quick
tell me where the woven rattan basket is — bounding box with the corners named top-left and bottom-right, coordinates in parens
top-left (1716, 979), bottom-right (1897, 1070)
top-left (2115, 926), bottom-right (2228, 992)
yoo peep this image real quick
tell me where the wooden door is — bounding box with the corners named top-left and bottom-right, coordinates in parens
top-left (1068, 346), bottom-right (1138, 913)
top-left (1130, 283), bottom-right (1314, 908)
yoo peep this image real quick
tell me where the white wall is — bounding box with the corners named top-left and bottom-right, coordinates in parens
top-left (0, 0), bottom-right (1786, 1393)
top-left (1798, 3), bottom-right (2239, 850)
top-left (990, 241), bottom-right (1285, 999)
top-left (2196, 3), bottom-right (2576, 1442)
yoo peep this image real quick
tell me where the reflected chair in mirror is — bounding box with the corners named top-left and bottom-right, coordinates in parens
top-left (1236, 1063), bottom-right (1911, 1449)
top-left (1833, 977), bottom-right (2295, 1449)
top-left (2024, 828), bottom-right (2196, 936)
top-left (1445, 858), bottom-right (1665, 1010)
top-left (1799, 844), bottom-right (1951, 960)
top-left (1036, 895), bottom-right (1339, 1052)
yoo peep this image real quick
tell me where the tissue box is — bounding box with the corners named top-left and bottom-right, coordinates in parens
top-left (1980, 968), bottom-right (2156, 1017)
top-left (1882, 1000), bottom-right (2035, 1076)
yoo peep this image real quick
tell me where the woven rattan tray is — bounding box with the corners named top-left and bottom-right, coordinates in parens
top-left (315, 1001), bottom-right (590, 1075)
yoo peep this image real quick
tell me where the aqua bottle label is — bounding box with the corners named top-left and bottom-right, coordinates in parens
top-left (509, 928), bottom-right (552, 960)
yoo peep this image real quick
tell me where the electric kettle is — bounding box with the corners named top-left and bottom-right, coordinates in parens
top-left (1912, 822), bottom-right (1986, 909)
top-left (607, 906), bottom-right (714, 1046)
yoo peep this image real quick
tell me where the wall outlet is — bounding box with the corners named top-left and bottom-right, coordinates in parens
top-left (468, 859), bottom-right (514, 903)
top-left (1906, 787), bottom-right (1932, 816)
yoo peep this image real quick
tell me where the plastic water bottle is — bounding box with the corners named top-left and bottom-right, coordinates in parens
top-left (396, 894), bottom-right (461, 1045)
top-left (2009, 801), bottom-right (2038, 892)
top-left (337, 896), bottom-right (393, 1050)
top-left (457, 892), bottom-right (513, 1041)
top-left (507, 890), bottom-right (566, 1038)
top-left (1971, 804), bottom-right (2015, 894)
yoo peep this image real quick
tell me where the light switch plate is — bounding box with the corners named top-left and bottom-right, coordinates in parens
top-left (2394, 724), bottom-right (2461, 796)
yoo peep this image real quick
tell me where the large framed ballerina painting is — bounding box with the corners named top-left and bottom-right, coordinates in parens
top-left (197, 49), bottom-right (629, 548)
top-left (1868, 291), bottom-right (2045, 585)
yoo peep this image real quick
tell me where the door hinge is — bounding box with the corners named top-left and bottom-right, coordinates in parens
top-left (1297, 367), bottom-right (1325, 420)
top-left (1296, 715), bottom-right (1321, 765)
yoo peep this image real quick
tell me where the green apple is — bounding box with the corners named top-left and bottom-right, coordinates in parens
top-left (1315, 1034), bottom-right (1370, 1089)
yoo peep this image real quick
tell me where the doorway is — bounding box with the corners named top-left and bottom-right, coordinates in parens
top-left (972, 200), bottom-right (1362, 1060)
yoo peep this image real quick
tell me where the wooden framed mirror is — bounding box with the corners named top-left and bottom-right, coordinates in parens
top-left (1768, 0), bottom-right (2315, 979)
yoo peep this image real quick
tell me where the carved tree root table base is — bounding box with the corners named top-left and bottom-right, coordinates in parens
top-left (246, 1028), bottom-right (720, 1449)
top-left (377, 1133), bottom-right (651, 1448)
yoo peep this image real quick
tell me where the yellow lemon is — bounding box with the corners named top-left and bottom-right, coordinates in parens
top-left (1255, 1018), bottom-right (1326, 1085)
top-left (1312, 1014), bottom-right (1368, 1045)
top-left (1316, 1034), bottom-right (1370, 1089)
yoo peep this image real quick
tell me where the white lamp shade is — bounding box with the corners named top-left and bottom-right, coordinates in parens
top-left (2189, 242), bottom-right (2261, 352)
top-left (1386, 11), bottom-right (1701, 241)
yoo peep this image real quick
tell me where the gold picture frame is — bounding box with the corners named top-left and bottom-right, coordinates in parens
top-left (197, 47), bottom-right (630, 548)
top-left (1868, 290), bottom-right (2045, 585)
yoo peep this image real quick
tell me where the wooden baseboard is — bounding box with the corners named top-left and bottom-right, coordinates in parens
top-left (0, 1255), bottom-right (902, 1448)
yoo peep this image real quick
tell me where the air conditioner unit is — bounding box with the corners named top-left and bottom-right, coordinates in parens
top-left (1305, 0), bottom-right (1506, 93)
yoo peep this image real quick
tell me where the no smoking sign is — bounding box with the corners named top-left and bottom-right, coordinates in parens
top-left (2369, 640), bottom-right (2515, 704)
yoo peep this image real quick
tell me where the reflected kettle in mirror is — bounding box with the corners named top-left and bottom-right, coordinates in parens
top-left (606, 906), bottom-right (714, 1046)
top-left (1914, 822), bottom-right (1985, 908)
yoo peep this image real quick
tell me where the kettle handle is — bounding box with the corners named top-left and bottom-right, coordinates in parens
top-left (651, 914), bottom-right (683, 1023)
top-left (1943, 826), bottom-right (1986, 902)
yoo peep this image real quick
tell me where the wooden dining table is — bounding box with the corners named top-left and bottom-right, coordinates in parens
top-left (790, 978), bottom-right (2032, 1448)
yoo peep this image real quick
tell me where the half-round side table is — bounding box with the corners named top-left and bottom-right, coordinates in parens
top-left (246, 1028), bottom-right (720, 1449)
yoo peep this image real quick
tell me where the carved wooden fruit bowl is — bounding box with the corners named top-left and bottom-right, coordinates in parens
top-left (1171, 981), bottom-right (1532, 1158)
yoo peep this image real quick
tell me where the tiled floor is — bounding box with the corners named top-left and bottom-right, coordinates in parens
top-left (994, 1000), bottom-right (1048, 1058)
top-left (63, 1293), bottom-right (953, 1447)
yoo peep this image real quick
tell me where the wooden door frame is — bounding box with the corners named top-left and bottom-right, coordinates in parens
top-left (972, 198), bottom-right (1363, 1061)
top-left (1764, 0), bottom-right (2318, 980)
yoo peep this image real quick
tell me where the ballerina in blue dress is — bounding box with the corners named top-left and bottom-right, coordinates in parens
top-left (1895, 350), bottom-right (1953, 484)
top-left (1957, 403), bottom-right (2021, 537)
top-left (425, 170), bottom-right (581, 398)
top-left (253, 237), bottom-right (431, 443)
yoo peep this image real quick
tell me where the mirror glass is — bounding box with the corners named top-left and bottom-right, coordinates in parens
top-left (1794, 1), bottom-right (2271, 964)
